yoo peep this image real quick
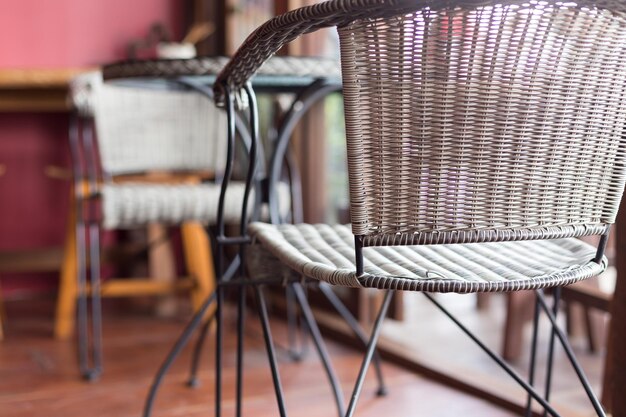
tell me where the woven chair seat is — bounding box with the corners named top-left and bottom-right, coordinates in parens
top-left (102, 182), bottom-right (291, 230)
top-left (248, 223), bottom-right (605, 293)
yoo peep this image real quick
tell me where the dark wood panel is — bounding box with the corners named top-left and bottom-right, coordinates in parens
top-left (190, 0), bottom-right (227, 56)
top-left (604, 202), bottom-right (626, 415)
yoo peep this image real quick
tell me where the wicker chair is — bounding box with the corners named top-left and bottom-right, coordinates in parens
top-left (211, 0), bottom-right (626, 415)
top-left (99, 56), bottom-right (393, 417)
top-left (57, 69), bottom-right (244, 380)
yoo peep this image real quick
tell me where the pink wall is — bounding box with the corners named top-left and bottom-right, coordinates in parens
top-left (0, 113), bottom-right (69, 249)
top-left (0, 0), bottom-right (185, 297)
top-left (0, 0), bottom-right (184, 67)
top-left (0, 113), bottom-right (70, 297)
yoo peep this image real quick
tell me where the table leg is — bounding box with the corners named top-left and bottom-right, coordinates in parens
top-left (502, 291), bottom-right (535, 361)
top-left (148, 224), bottom-right (177, 317)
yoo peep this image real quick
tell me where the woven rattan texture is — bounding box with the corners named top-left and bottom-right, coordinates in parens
top-left (339, 2), bottom-right (626, 244)
top-left (214, 0), bottom-right (432, 100)
top-left (102, 56), bottom-right (340, 81)
top-left (215, 0), bottom-right (626, 100)
top-left (94, 78), bottom-right (227, 176)
top-left (101, 182), bottom-right (247, 229)
top-left (248, 223), bottom-right (605, 292)
top-left (70, 72), bottom-right (232, 229)
top-left (101, 182), bottom-right (293, 229)
top-left (102, 57), bottom-right (230, 81)
top-left (215, 0), bottom-right (626, 245)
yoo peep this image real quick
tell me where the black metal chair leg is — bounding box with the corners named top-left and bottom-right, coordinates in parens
top-left (345, 291), bottom-right (393, 417)
top-left (186, 314), bottom-right (215, 388)
top-left (185, 255), bottom-right (239, 388)
top-left (292, 282), bottom-right (346, 417)
top-left (286, 285), bottom-right (305, 361)
top-left (525, 293), bottom-right (542, 417)
top-left (235, 284), bottom-right (246, 417)
top-left (215, 286), bottom-right (223, 417)
top-left (76, 219), bottom-right (102, 381)
top-left (143, 291), bottom-right (217, 417)
top-left (318, 282), bottom-right (387, 396)
top-left (255, 285), bottom-right (287, 417)
top-left (541, 288), bottom-right (562, 417)
top-left (536, 290), bottom-right (606, 417)
top-left (423, 293), bottom-right (562, 417)
top-left (76, 221), bottom-right (89, 378)
top-left (85, 223), bottom-right (103, 381)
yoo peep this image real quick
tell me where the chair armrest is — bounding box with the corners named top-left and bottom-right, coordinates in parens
top-left (213, 0), bottom-right (419, 105)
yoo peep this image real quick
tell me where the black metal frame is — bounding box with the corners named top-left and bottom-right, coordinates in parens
top-left (142, 79), bottom-right (353, 417)
top-left (66, 69), bottom-right (378, 417)
top-left (344, 228), bottom-right (611, 416)
top-left (235, 81), bottom-right (355, 417)
top-left (148, 76), bottom-right (388, 414)
top-left (345, 290), bottom-right (394, 417)
top-left (265, 79), bottom-right (387, 395)
top-left (336, 285), bottom-right (607, 417)
top-left (69, 112), bottom-right (103, 381)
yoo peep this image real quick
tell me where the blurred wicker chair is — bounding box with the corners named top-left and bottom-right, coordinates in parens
top-left (56, 69), bottom-right (239, 380)
top-left (211, 0), bottom-right (626, 415)
top-left (121, 56), bottom-right (393, 417)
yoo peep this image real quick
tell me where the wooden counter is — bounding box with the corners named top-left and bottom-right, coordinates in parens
top-left (0, 68), bottom-right (91, 112)
top-left (0, 68), bottom-right (89, 297)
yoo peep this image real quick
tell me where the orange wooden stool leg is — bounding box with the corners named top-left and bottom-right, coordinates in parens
top-left (148, 224), bottom-right (178, 317)
top-left (55, 207), bottom-right (78, 339)
top-left (181, 222), bottom-right (216, 316)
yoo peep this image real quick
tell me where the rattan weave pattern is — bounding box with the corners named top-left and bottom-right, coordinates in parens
top-left (340, 2), bottom-right (626, 243)
top-left (247, 223), bottom-right (605, 292)
top-left (101, 182), bottom-right (293, 229)
top-left (102, 57), bottom-right (230, 81)
top-left (221, 0), bottom-right (626, 295)
top-left (215, 0), bottom-right (626, 100)
top-left (101, 182), bottom-right (248, 229)
top-left (70, 72), bottom-right (234, 230)
top-left (217, 0), bottom-right (626, 247)
top-left (71, 71), bottom-right (228, 176)
top-left (95, 81), bottom-right (227, 176)
top-left (101, 56), bottom-right (340, 82)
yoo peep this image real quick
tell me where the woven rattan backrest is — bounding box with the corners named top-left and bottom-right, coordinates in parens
top-left (339, 0), bottom-right (626, 246)
top-left (79, 73), bottom-right (227, 176)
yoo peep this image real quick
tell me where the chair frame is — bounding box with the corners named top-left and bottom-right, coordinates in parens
top-left (127, 71), bottom-right (385, 417)
top-left (210, 0), bottom-right (626, 415)
top-left (91, 57), bottom-right (394, 416)
top-left (141, 82), bottom-right (342, 417)
top-left (57, 77), bottom-right (220, 380)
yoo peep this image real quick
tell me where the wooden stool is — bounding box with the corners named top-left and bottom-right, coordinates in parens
top-left (55, 191), bottom-right (216, 340)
